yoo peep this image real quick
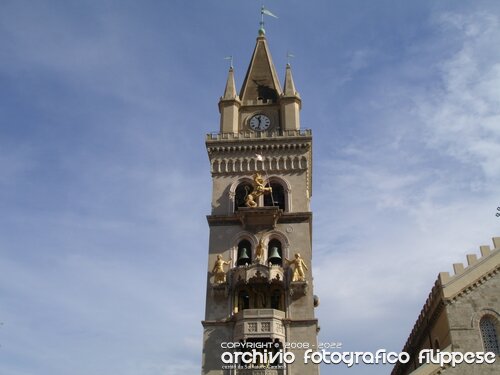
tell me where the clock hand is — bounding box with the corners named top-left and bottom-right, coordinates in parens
top-left (259, 115), bottom-right (265, 130)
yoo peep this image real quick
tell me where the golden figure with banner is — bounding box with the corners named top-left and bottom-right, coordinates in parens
top-left (212, 255), bottom-right (231, 283)
top-left (286, 253), bottom-right (308, 282)
top-left (245, 173), bottom-right (273, 208)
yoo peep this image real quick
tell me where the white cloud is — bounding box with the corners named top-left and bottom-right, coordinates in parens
top-left (2, 2), bottom-right (500, 375)
top-left (311, 10), bottom-right (500, 375)
top-left (417, 12), bottom-right (500, 179)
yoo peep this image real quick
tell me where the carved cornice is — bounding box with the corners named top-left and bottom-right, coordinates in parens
top-left (207, 141), bottom-right (311, 154)
top-left (206, 129), bottom-right (312, 144)
top-left (201, 320), bottom-right (235, 327)
top-left (206, 131), bottom-right (311, 163)
top-left (207, 212), bottom-right (312, 226)
top-left (282, 318), bottom-right (318, 327)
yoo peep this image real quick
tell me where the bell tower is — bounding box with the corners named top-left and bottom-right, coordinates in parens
top-left (202, 29), bottom-right (319, 375)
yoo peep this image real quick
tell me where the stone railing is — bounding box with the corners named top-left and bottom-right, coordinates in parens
top-left (233, 309), bottom-right (286, 341)
top-left (206, 129), bottom-right (312, 141)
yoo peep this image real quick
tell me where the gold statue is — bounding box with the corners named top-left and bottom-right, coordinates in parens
top-left (255, 237), bottom-right (265, 264)
top-left (245, 173), bottom-right (273, 208)
top-left (212, 255), bottom-right (231, 283)
top-left (285, 253), bottom-right (308, 282)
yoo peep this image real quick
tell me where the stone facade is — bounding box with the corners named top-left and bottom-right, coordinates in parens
top-left (201, 32), bottom-right (319, 375)
top-left (392, 238), bottom-right (500, 375)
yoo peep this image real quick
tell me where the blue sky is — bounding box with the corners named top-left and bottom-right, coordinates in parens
top-left (1, 1), bottom-right (500, 374)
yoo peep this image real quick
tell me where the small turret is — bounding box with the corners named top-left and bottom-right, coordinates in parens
top-left (218, 67), bottom-right (241, 133)
top-left (222, 66), bottom-right (238, 100)
top-left (280, 63), bottom-right (301, 131)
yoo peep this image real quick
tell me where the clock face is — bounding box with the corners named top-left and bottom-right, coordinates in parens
top-left (249, 114), bottom-right (271, 131)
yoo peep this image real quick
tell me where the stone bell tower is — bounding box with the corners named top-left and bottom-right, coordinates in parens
top-left (201, 29), bottom-right (319, 375)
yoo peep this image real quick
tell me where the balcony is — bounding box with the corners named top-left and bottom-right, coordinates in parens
top-left (206, 129), bottom-right (312, 142)
top-left (233, 309), bottom-right (286, 341)
top-left (232, 263), bottom-right (285, 285)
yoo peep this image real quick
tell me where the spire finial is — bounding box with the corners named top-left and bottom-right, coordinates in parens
top-left (259, 4), bottom-right (278, 36)
top-left (286, 51), bottom-right (295, 66)
top-left (224, 56), bottom-right (233, 69)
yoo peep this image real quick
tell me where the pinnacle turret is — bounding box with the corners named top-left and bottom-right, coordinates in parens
top-left (283, 63), bottom-right (300, 98)
top-left (221, 67), bottom-right (239, 101)
top-left (218, 66), bottom-right (240, 133)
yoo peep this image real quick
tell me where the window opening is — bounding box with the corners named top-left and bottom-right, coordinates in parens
top-left (264, 183), bottom-right (285, 210)
top-left (267, 239), bottom-right (282, 266)
top-left (237, 240), bottom-right (252, 266)
top-left (480, 316), bottom-right (500, 354)
top-left (235, 182), bottom-right (252, 211)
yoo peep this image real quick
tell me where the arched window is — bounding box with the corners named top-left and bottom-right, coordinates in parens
top-left (480, 316), bottom-right (500, 354)
top-left (267, 239), bottom-right (282, 266)
top-left (237, 240), bottom-right (252, 266)
top-left (235, 182), bottom-right (252, 211)
top-left (264, 182), bottom-right (285, 210)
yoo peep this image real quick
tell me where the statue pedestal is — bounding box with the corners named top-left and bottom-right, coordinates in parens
top-left (289, 281), bottom-right (308, 299)
top-left (236, 206), bottom-right (282, 229)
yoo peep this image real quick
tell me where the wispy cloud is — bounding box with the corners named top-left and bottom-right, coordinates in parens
top-left (312, 9), bottom-right (500, 374)
top-left (417, 12), bottom-right (500, 179)
top-left (1, 2), bottom-right (499, 375)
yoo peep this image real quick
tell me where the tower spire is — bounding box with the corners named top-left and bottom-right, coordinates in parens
top-left (222, 66), bottom-right (238, 100)
top-left (280, 62), bottom-right (301, 131)
top-left (239, 35), bottom-right (282, 103)
top-left (283, 63), bottom-right (300, 97)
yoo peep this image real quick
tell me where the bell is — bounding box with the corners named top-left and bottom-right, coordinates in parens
top-left (237, 247), bottom-right (250, 266)
top-left (268, 247), bottom-right (282, 265)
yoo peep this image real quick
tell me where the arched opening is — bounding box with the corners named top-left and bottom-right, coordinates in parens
top-left (237, 240), bottom-right (252, 266)
top-left (264, 182), bottom-right (286, 210)
top-left (480, 315), bottom-right (500, 354)
top-left (238, 290), bottom-right (250, 311)
top-left (267, 239), bottom-right (283, 266)
top-left (270, 288), bottom-right (284, 311)
top-left (234, 182), bottom-right (252, 211)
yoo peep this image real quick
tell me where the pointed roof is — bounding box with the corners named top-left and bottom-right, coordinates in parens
top-left (239, 35), bottom-right (282, 103)
top-left (221, 67), bottom-right (239, 101)
top-left (283, 63), bottom-right (300, 98)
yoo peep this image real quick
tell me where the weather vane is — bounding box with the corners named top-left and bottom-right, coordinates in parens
top-left (287, 51), bottom-right (295, 65)
top-left (223, 55), bottom-right (233, 69)
top-left (259, 4), bottom-right (278, 35)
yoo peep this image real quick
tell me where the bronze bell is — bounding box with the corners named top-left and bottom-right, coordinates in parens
top-left (237, 247), bottom-right (250, 266)
top-left (268, 246), bottom-right (282, 265)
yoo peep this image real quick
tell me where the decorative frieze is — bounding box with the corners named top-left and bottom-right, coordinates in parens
top-left (210, 154), bottom-right (309, 175)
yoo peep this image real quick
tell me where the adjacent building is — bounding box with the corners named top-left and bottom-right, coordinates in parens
top-left (392, 238), bottom-right (500, 375)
